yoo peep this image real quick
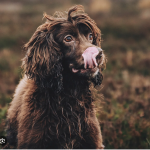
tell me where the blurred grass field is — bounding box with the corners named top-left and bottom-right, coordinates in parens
top-left (0, 0), bottom-right (150, 148)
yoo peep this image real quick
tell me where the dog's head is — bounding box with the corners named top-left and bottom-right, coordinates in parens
top-left (22, 5), bottom-right (106, 93)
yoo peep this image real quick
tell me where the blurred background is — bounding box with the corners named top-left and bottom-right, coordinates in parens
top-left (0, 0), bottom-right (150, 148)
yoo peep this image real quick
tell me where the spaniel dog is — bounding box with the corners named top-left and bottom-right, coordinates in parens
top-left (5, 5), bottom-right (106, 149)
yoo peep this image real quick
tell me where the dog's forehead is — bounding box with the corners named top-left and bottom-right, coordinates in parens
top-left (60, 22), bottom-right (77, 33)
top-left (56, 21), bottom-right (92, 36)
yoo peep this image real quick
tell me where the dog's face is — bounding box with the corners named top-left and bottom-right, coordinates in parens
top-left (54, 22), bottom-right (105, 79)
top-left (22, 5), bottom-right (106, 92)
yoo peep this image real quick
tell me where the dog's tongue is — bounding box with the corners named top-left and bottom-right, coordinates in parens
top-left (82, 47), bottom-right (99, 69)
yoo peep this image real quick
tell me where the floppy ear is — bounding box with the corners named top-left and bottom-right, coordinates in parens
top-left (22, 23), bottom-right (63, 93)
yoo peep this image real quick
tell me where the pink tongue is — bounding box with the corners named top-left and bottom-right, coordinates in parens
top-left (82, 47), bottom-right (99, 69)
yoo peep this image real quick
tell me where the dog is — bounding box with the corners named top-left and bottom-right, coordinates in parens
top-left (5, 5), bottom-right (106, 149)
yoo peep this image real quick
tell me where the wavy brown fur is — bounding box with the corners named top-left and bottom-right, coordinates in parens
top-left (5, 5), bottom-right (106, 149)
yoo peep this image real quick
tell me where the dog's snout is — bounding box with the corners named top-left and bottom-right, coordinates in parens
top-left (82, 47), bottom-right (101, 69)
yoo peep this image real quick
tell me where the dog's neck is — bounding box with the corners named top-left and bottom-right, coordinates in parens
top-left (62, 71), bottom-right (90, 97)
top-left (33, 71), bottom-right (92, 105)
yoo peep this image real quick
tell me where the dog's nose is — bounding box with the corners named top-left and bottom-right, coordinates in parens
top-left (82, 47), bottom-right (102, 69)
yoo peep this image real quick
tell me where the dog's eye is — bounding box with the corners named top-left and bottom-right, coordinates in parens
top-left (89, 33), bottom-right (93, 41)
top-left (64, 36), bottom-right (73, 42)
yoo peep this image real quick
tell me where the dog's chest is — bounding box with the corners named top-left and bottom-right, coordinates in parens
top-left (45, 100), bottom-right (89, 148)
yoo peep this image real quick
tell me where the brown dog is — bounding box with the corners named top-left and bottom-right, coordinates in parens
top-left (5, 5), bottom-right (106, 149)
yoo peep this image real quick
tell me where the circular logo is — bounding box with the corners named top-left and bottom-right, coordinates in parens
top-left (0, 136), bottom-right (7, 146)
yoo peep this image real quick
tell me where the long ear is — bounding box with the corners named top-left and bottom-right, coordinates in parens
top-left (22, 23), bottom-right (63, 93)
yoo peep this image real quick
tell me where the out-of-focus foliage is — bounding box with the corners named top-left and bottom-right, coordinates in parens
top-left (0, 0), bottom-right (150, 148)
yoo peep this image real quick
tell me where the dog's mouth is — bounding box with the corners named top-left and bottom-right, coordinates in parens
top-left (72, 67), bottom-right (98, 74)
top-left (71, 65), bottom-right (103, 86)
top-left (71, 66), bottom-right (100, 78)
top-left (71, 53), bottom-right (105, 77)
top-left (69, 47), bottom-right (105, 78)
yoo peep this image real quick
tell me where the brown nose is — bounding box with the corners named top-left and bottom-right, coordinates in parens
top-left (82, 47), bottom-right (101, 69)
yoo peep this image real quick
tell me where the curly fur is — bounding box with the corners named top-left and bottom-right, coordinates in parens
top-left (5, 5), bottom-right (106, 149)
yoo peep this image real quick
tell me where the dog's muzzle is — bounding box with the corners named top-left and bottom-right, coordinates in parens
top-left (82, 47), bottom-right (102, 69)
top-left (71, 47), bottom-right (103, 74)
